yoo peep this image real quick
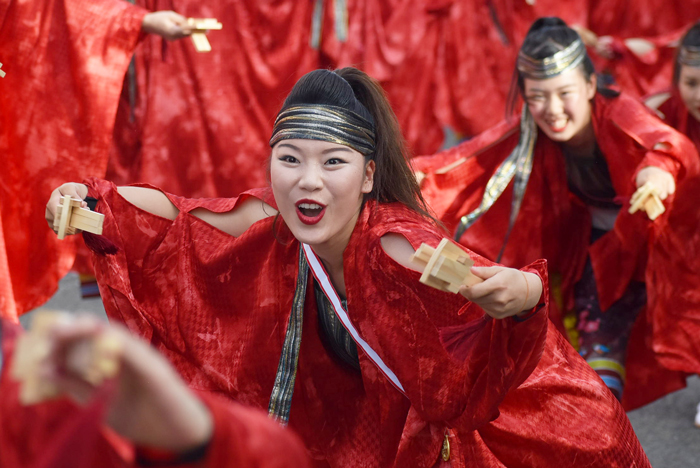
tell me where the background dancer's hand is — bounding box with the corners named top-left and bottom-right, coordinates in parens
top-left (21, 313), bottom-right (213, 452)
top-left (45, 183), bottom-right (88, 235)
top-left (459, 267), bottom-right (542, 319)
top-left (44, 182), bottom-right (87, 234)
top-left (142, 11), bottom-right (193, 41)
top-left (636, 166), bottom-right (676, 200)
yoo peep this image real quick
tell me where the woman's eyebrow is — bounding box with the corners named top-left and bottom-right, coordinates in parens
top-left (277, 143), bottom-right (301, 152)
top-left (321, 147), bottom-right (353, 155)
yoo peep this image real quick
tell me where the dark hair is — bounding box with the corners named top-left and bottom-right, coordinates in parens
top-left (507, 17), bottom-right (617, 116)
top-left (674, 22), bottom-right (700, 85)
top-left (274, 67), bottom-right (436, 222)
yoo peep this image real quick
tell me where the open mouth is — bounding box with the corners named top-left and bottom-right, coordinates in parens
top-left (295, 200), bottom-right (327, 225)
top-left (546, 118), bottom-right (568, 133)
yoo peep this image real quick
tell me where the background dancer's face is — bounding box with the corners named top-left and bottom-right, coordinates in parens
top-left (524, 68), bottom-right (596, 144)
top-left (678, 65), bottom-right (700, 122)
top-left (270, 139), bottom-right (375, 251)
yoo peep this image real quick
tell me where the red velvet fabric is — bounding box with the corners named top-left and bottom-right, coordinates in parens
top-left (82, 178), bottom-right (648, 466)
top-left (0, 319), bottom-right (312, 468)
top-left (414, 92), bottom-right (699, 410)
top-left (0, 0), bottom-right (147, 321)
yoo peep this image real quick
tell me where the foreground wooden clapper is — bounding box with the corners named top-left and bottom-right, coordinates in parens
top-left (10, 311), bottom-right (121, 405)
top-left (410, 238), bottom-right (483, 293)
top-left (629, 182), bottom-right (665, 221)
top-left (54, 195), bottom-right (104, 239)
top-left (187, 18), bottom-right (223, 53)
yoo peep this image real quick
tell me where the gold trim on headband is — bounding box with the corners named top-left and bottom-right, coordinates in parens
top-left (270, 104), bottom-right (376, 156)
top-left (517, 39), bottom-right (587, 79)
top-left (679, 45), bottom-right (700, 68)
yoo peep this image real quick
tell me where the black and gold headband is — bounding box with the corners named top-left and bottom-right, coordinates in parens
top-left (517, 38), bottom-right (587, 79)
top-left (269, 104), bottom-right (376, 156)
top-left (679, 45), bottom-right (700, 68)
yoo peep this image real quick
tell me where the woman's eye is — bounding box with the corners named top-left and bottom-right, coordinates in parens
top-left (685, 80), bottom-right (698, 88)
top-left (527, 95), bottom-right (544, 102)
top-left (325, 158), bottom-right (346, 165)
top-left (279, 155), bottom-right (298, 163)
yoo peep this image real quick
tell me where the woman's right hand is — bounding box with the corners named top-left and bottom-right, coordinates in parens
top-left (45, 183), bottom-right (88, 235)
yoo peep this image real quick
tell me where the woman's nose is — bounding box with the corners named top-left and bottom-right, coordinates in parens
top-left (298, 164), bottom-right (324, 191)
top-left (545, 95), bottom-right (564, 116)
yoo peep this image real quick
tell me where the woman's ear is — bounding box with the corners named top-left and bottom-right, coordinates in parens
top-left (586, 73), bottom-right (598, 100)
top-left (362, 160), bottom-right (376, 194)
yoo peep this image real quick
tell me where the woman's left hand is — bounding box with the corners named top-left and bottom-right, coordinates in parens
top-left (459, 267), bottom-right (543, 319)
top-left (636, 166), bottom-right (676, 200)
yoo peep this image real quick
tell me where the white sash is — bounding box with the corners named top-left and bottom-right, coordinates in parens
top-left (302, 243), bottom-right (406, 396)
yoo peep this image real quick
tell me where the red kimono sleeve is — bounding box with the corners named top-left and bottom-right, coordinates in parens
top-left (646, 176), bottom-right (700, 375)
top-left (166, 392), bottom-right (311, 468)
top-left (344, 211), bottom-right (549, 431)
top-left (475, 327), bottom-right (652, 467)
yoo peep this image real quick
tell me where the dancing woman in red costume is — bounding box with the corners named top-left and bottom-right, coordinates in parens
top-left (46, 67), bottom-right (648, 466)
top-left (414, 17), bottom-right (699, 411)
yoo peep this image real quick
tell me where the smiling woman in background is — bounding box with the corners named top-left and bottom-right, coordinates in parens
top-left (414, 17), bottom-right (700, 411)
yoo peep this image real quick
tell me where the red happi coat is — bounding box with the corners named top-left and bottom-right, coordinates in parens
top-left (413, 92), bottom-right (700, 410)
top-left (82, 178), bottom-right (648, 467)
top-left (0, 321), bottom-right (312, 468)
top-left (0, 0), bottom-right (147, 320)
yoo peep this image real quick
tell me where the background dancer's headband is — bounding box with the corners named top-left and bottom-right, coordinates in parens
top-left (517, 38), bottom-right (587, 79)
top-left (679, 45), bottom-right (700, 67)
top-left (269, 104), bottom-right (376, 156)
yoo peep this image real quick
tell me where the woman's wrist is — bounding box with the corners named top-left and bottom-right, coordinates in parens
top-left (518, 272), bottom-right (543, 313)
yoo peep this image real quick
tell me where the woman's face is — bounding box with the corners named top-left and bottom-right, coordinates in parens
top-left (524, 67), bottom-right (596, 143)
top-left (270, 139), bottom-right (374, 251)
top-left (678, 64), bottom-right (700, 122)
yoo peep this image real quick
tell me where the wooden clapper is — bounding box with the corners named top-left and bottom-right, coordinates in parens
top-left (11, 310), bottom-right (121, 405)
top-left (410, 238), bottom-right (483, 293)
top-left (187, 18), bottom-right (223, 53)
top-left (628, 182), bottom-right (665, 221)
top-left (54, 195), bottom-right (104, 240)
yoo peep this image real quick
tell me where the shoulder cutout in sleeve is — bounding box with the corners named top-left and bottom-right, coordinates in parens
top-left (644, 92), bottom-right (672, 114)
top-left (191, 197), bottom-right (277, 237)
top-left (380, 233), bottom-right (421, 273)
